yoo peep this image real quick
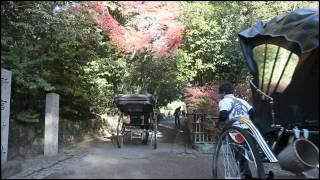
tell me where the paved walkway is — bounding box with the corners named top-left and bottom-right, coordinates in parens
top-left (3, 116), bottom-right (319, 179)
top-left (6, 117), bottom-right (213, 179)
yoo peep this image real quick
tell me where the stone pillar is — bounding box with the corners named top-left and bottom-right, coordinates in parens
top-left (44, 93), bottom-right (59, 156)
top-left (1, 68), bottom-right (12, 164)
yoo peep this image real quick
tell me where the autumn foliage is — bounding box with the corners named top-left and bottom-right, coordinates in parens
top-left (76, 1), bottom-right (184, 57)
top-left (183, 83), bottom-right (252, 116)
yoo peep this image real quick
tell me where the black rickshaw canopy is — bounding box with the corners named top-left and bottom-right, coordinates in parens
top-left (114, 93), bottom-right (155, 115)
top-left (239, 8), bottom-right (318, 77)
top-left (238, 8), bottom-right (319, 134)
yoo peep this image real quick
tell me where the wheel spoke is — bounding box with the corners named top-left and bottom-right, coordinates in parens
top-left (228, 139), bottom-right (242, 177)
top-left (221, 141), bottom-right (229, 178)
top-left (213, 126), bottom-right (264, 179)
top-left (225, 135), bottom-right (235, 178)
top-left (222, 135), bottom-right (241, 178)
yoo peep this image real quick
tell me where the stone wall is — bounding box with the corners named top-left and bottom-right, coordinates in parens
top-left (7, 115), bottom-right (107, 160)
top-left (8, 118), bottom-right (44, 160)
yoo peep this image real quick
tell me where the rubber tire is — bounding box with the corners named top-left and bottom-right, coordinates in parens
top-left (212, 125), bottom-right (266, 179)
top-left (153, 120), bottom-right (157, 149)
top-left (143, 132), bottom-right (149, 145)
top-left (116, 118), bottom-right (124, 148)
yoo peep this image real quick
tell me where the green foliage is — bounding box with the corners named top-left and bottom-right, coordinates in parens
top-left (176, 1), bottom-right (318, 85)
top-left (245, 1), bottom-right (318, 22)
top-left (1, 1), bottom-right (318, 125)
top-left (16, 110), bottom-right (40, 123)
top-left (174, 50), bottom-right (197, 85)
top-left (121, 52), bottom-right (181, 106)
top-left (1, 1), bottom-right (116, 120)
top-left (84, 53), bottom-right (127, 113)
top-left (176, 2), bottom-right (252, 85)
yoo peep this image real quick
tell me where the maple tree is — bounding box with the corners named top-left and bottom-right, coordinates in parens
top-left (76, 1), bottom-right (184, 57)
top-left (183, 83), bottom-right (252, 116)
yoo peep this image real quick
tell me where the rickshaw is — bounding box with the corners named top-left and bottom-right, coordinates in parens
top-left (113, 93), bottom-right (158, 149)
top-left (213, 8), bottom-right (319, 179)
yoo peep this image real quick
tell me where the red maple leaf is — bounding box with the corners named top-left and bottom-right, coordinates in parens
top-left (76, 1), bottom-right (184, 57)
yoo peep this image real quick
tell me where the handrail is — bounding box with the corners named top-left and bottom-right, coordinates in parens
top-left (249, 79), bottom-right (273, 102)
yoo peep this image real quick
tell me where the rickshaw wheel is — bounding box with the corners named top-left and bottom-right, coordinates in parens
top-left (116, 115), bottom-right (124, 148)
top-left (153, 118), bottom-right (158, 149)
top-left (143, 131), bottom-right (149, 145)
top-left (212, 125), bottom-right (265, 179)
